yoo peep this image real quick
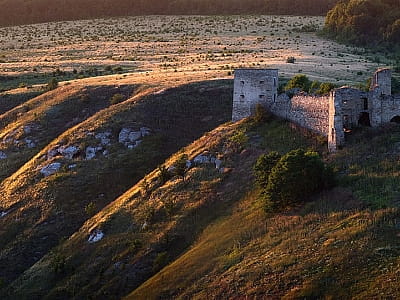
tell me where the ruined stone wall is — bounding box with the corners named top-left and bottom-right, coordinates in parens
top-left (288, 94), bottom-right (330, 136)
top-left (371, 68), bottom-right (392, 96)
top-left (232, 67), bottom-right (398, 152)
top-left (265, 94), bottom-right (329, 136)
top-left (381, 94), bottom-right (400, 122)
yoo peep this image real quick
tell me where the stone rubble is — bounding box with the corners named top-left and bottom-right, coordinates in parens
top-left (0, 151), bottom-right (7, 159)
top-left (88, 229), bottom-right (104, 243)
top-left (40, 162), bottom-right (62, 177)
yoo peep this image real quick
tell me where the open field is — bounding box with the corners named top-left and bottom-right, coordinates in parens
top-left (0, 15), bottom-right (391, 93)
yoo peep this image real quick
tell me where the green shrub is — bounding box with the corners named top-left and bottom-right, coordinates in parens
top-left (256, 149), bottom-right (334, 212)
top-left (284, 74), bottom-right (311, 92)
top-left (173, 154), bottom-right (189, 181)
top-left (110, 93), bottom-right (124, 105)
top-left (46, 78), bottom-right (58, 91)
top-left (227, 129), bottom-right (248, 152)
top-left (309, 81), bottom-right (321, 94)
top-left (286, 56), bottom-right (296, 63)
top-left (85, 201), bottom-right (96, 217)
top-left (253, 151), bottom-right (281, 188)
top-left (157, 165), bottom-right (171, 185)
top-left (316, 82), bottom-right (336, 95)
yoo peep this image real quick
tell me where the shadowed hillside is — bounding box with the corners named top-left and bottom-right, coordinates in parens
top-left (0, 84), bottom-right (137, 182)
top-left (6, 112), bottom-right (400, 299)
top-left (0, 80), bottom-right (232, 289)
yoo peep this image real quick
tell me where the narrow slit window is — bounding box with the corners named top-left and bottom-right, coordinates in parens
top-left (363, 98), bottom-right (368, 110)
top-left (273, 93), bottom-right (276, 102)
top-left (273, 77), bottom-right (277, 87)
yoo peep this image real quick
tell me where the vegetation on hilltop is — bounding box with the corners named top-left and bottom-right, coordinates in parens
top-left (324, 0), bottom-right (400, 48)
top-left (0, 0), bottom-right (339, 26)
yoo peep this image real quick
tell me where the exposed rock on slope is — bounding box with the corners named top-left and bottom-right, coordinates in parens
top-left (0, 80), bottom-right (232, 289)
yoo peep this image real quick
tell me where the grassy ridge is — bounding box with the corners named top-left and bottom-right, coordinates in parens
top-left (0, 84), bottom-right (137, 182)
top-left (5, 116), bottom-right (315, 298)
top-left (129, 123), bottom-right (400, 299)
top-left (0, 80), bottom-right (232, 290)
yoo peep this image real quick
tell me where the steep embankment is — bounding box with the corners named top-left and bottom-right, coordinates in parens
top-left (6, 114), bottom-right (315, 299)
top-left (0, 84), bottom-right (136, 182)
top-left (128, 124), bottom-right (400, 299)
top-left (0, 80), bottom-right (232, 289)
top-left (0, 90), bottom-right (43, 115)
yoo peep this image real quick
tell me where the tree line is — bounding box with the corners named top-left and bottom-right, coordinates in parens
top-left (0, 0), bottom-right (338, 27)
top-left (324, 0), bottom-right (400, 47)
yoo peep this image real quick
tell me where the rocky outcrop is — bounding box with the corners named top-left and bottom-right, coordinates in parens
top-left (40, 162), bottom-right (62, 177)
top-left (88, 229), bottom-right (104, 243)
top-left (0, 151), bottom-right (6, 159)
top-left (118, 127), bottom-right (151, 149)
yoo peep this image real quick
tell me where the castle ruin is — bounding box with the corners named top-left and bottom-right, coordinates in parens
top-left (232, 68), bottom-right (400, 151)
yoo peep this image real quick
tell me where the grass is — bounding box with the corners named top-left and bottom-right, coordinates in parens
top-left (330, 124), bottom-right (400, 209)
top-left (0, 79), bottom-right (233, 290)
top-left (0, 84), bottom-right (137, 182)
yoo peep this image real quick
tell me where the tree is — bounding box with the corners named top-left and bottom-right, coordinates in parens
top-left (253, 151), bottom-right (281, 188)
top-left (46, 78), bottom-right (58, 91)
top-left (316, 82), bottom-right (336, 95)
top-left (284, 74), bottom-right (311, 92)
top-left (259, 149), bottom-right (334, 212)
top-left (173, 154), bottom-right (189, 181)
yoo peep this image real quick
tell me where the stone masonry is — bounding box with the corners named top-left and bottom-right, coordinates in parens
top-left (232, 68), bottom-right (400, 151)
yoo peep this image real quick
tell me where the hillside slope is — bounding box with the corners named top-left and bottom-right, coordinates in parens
top-left (5, 115), bottom-right (314, 299)
top-left (0, 84), bottom-right (136, 182)
top-left (0, 79), bottom-right (232, 289)
top-left (128, 124), bottom-right (400, 299)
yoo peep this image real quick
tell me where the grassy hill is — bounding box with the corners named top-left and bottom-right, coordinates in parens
top-left (0, 84), bottom-right (137, 182)
top-left (0, 78), bottom-right (399, 298)
top-left (0, 79), bottom-right (232, 289)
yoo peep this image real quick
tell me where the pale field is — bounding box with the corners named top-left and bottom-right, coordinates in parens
top-left (0, 15), bottom-right (387, 91)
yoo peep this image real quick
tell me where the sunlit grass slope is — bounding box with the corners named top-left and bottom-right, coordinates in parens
top-left (128, 125), bottom-right (400, 299)
top-left (6, 115), bottom-right (314, 299)
top-left (0, 79), bottom-right (232, 289)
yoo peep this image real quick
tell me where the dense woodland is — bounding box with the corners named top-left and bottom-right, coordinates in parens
top-left (324, 0), bottom-right (400, 47)
top-left (0, 0), bottom-right (338, 26)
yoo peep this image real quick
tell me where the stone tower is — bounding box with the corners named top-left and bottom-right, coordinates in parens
top-left (328, 89), bottom-right (345, 152)
top-left (371, 68), bottom-right (392, 96)
top-left (232, 69), bottom-right (278, 121)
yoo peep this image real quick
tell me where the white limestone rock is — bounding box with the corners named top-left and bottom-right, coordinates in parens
top-left (85, 147), bottom-right (97, 160)
top-left (59, 145), bottom-right (79, 159)
top-left (0, 151), bottom-right (7, 160)
top-left (118, 128), bottom-right (131, 144)
top-left (95, 131), bottom-right (112, 146)
top-left (88, 229), bottom-right (104, 243)
top-left (186, 160), bottom-right (192, 169)
top-left (194, 154), bottom-right (210, 164)
top-left (215, 158), bottom-right (222, 169)
top-left (24, 138), bottom-right (36, 148)
top-left (128, 131), bottom-right (142, 142)
top-left (40, 162), bottom-right (62, 177)
top-left (140, 127), bottom-right (151, 137)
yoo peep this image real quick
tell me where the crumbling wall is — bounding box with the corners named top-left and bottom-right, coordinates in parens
top-left (288, 94), bottom-right (329, 136)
